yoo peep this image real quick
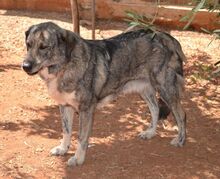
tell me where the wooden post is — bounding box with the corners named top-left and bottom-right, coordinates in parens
top-left (91, 0), bottom-right (96, 39)
top-left (70, 0), bottom-right (80, 34)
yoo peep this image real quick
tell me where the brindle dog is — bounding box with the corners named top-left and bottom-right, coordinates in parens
top-left (22, 22), bottom-right (186, 166)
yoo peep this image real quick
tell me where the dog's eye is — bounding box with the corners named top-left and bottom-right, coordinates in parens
top-left (39, 44), bottom-right (49, 50)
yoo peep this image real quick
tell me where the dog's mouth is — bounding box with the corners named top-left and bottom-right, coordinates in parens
top-left (27, 70), bottom-right (40, 76)
top-left (26, 64), bottom-right (57, 76)
top-left (26, 66), bottom-right (43, 76)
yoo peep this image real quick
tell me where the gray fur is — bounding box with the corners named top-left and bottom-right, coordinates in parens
top-left (22, 22), bottom-right (186, 166)
top-left (50, 105), bottom-right (74, 156)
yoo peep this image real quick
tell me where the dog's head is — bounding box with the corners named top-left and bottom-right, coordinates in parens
top-left (22, 22), bottom-right (77, 75)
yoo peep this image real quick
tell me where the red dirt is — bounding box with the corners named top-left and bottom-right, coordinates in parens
top-left (0, 10), bottom-right (220, 179)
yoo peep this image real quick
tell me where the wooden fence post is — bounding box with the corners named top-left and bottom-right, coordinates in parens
top-left (92, 0), bottom-right (96, 39)
top-left (70, 0), bottom-right (80, 34)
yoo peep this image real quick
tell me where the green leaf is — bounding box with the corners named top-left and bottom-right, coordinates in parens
top-left (193, 0), bottom-right (206, 12)
top-left (180, 15), bottom-right (191, 22)
top-left (208, 36), bottom-right (217, 46)
top-left (181, 0), bottom-right (207, 30)
top-left (183, 14), bottom-right (196, 30)
top-left (125, 11), bottom-right (136, 19)
top-left (213, 29), bottom-right (220, 33)
top-left (201, 27), bottom-right (212, 34)
top-left (129, 21), bottom-right (141, 26)
top-left (124, 18), bottom-right (132, 22)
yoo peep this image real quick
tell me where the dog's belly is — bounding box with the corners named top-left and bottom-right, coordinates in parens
top-left (97, 79), bottom-right (149, 109)
top-left (47, 79), bottom-right (79, 109)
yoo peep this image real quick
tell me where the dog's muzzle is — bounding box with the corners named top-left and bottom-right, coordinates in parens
top-left (22, 60), bottom-right (39, 75)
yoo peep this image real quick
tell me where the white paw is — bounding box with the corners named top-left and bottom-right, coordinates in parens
top-left (170, 136), bottom-right (184, 147)
top-left (50, 145), bottom-right (68, 156)
top-left (67, 154), bottom-right (85, 166)
top-left (67, 156), bottom-right (78, 166)
top-left (138, 128), bottom-right (156, 139)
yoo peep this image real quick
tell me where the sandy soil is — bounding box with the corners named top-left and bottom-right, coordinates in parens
top-left (0, 10), bottom-right (220, 179)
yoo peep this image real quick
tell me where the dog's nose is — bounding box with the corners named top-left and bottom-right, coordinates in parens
top-left (22, 61), bottom-right (32, 72)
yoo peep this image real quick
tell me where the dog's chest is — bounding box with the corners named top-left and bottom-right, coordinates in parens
top-left (39, 68), bottom-right (78, 109)
top-left (47, 79), bottom-right (78, 109)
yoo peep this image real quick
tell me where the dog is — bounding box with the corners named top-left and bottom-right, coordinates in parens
top-left (22, 22), bottom-right (186, 166)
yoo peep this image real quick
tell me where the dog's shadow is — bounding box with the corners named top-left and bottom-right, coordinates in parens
top-left (34, 91), bottom-right (218, 178)
top-left (63, 91), bottom-right (220, 178)
top-left (1, 91), bottom-right (220, 178)
top-left (0, 105), bottom-right (61, 139)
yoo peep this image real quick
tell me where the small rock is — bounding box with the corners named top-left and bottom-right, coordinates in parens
top-left (35, 147), bottom-right (44, 152)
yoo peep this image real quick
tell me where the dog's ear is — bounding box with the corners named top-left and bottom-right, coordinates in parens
top-left (25, 25), bottom-right (37, 41)
top-left (25, 29), bottom-right (30, 42)
top-left (25, 26), bottom-right (31, 41)
top-left (59, 29), bottom-right (78, 60)
top-left (25, 26), bottom-right (34, 50)
top-left (25, 25), bottom-right (35, 42)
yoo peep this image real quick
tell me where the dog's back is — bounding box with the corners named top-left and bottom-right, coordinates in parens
top-left (85, 29), bottom-right (185, 100)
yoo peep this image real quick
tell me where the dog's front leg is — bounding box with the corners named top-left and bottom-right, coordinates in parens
top-left (50, 105), bottom-right (74, 155)
top-left (67, 105), bottom-right (94, 166)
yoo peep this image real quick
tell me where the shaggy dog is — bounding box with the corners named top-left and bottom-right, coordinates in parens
top-left (22, 22), bottom-right (186, 166)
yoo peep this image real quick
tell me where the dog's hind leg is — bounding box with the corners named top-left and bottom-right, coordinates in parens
top-left (67, 105), bottom-right (95, 166)
top-left (139, 84), bottom-right (159, 139)
top-left (170, 101), bottom-right (186, 147)
top-left (159, 79), bottom-right (186, 147)
top-left (161, 94), bottom-right (186, 147)
top-left (50, 105), bottom-right (74, 155)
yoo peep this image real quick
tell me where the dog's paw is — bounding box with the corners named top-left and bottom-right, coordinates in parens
top-left (67, 155), bottom-right (84, 167)
top-left (170, 136), bottom-right (185, 147)
top-left (138, 128), bottom-right (156, 139)
top-left (67, 156), bottom-right (78, 166)
top-left (50, 145), bottom-right (68, 156)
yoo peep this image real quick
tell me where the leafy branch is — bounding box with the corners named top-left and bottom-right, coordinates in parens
top-left (124, 0), bottom-right (160, 32)
top-left (180, 0), bottom-right (206, 30)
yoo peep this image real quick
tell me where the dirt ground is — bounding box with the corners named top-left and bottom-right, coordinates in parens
top-left (0, 10), bottom-right (220, 179)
